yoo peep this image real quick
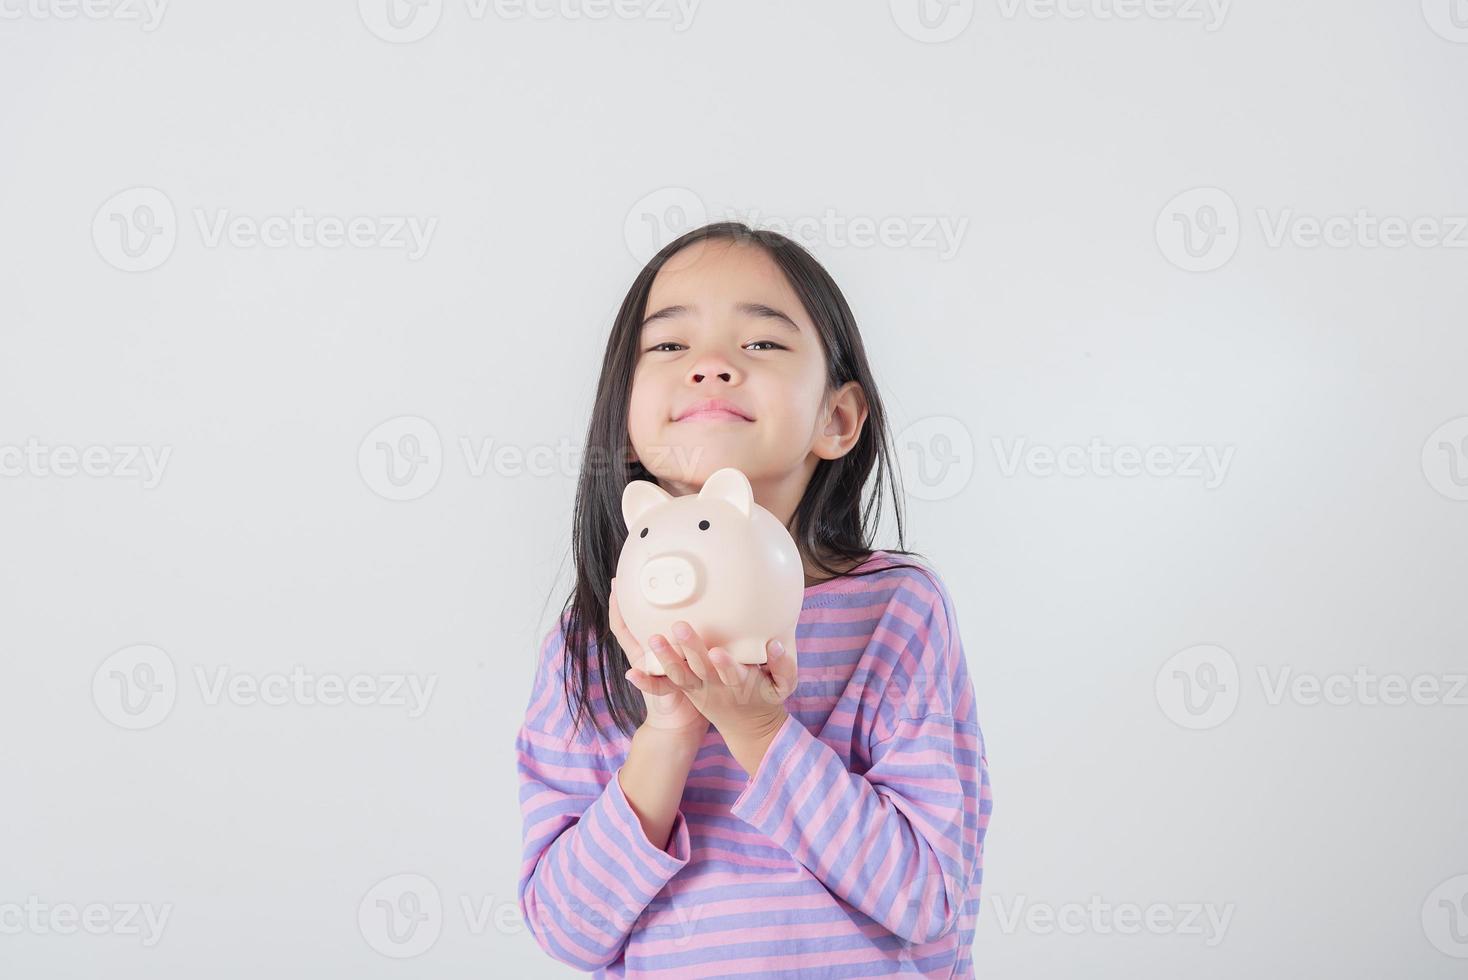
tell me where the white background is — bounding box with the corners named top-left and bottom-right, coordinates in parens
top-left (2, 0), bottom-right (1466, 976)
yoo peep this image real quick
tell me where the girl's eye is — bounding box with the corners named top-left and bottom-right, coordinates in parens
top-left (644, 341), bottom-right (787, 353)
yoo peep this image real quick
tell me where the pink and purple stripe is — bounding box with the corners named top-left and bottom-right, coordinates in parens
top-left (515, 552), bottom-right (993, 978)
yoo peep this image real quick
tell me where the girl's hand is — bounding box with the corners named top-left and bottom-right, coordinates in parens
top-left (635, 620), bottom-right (797, 746)
top-left (610, 579), bottom-right (710, 739)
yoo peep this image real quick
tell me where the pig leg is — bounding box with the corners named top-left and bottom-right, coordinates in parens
top-left (725, 634), bottom-right (798, 674)
top-left (724, 637), bottom-right (769, 668)
top-left (642, 648), bottom-right (669, 677)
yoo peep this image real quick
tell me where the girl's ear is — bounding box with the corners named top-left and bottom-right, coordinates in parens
top-left (697, 467), bottom-right (753, 519)
top-left (622, 479), bottom-right (672, 529)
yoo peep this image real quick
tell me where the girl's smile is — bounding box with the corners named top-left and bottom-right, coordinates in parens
top-left (673, 397), bottom-right (755, 423)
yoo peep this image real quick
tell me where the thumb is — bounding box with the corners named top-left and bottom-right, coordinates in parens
top-left (764, 639), bottom-right (798, 700)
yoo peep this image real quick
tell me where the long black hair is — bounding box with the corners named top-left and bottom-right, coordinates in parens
top-left (556, 221), bottom-right (927, 740)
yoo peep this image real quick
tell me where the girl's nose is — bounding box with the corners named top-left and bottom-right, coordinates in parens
top-left (688, 357), bottom-right (741, 385)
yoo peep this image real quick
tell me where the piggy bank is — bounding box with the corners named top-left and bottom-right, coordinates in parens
top-left (615, 467), bottom-right (803, 677)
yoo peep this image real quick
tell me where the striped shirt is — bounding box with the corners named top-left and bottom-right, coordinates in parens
top-left (515, 550), bottom-right (993, 978)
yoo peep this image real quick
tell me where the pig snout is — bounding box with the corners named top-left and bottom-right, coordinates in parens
top-left (638, 554), bottom-right (699, 607)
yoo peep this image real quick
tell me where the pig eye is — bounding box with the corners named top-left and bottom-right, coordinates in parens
top-left (639, 527), bottom-right (648, 538)
top-left (698, 520), bottom-right (710, 530)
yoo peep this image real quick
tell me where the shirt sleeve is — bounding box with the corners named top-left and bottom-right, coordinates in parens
top-left (727, 574), bottom-right (992, 946)
top-left (515, 621), bottom-right (694, 972)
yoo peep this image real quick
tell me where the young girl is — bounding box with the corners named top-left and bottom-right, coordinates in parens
top-left (515, 222), bottom-right (992, 978)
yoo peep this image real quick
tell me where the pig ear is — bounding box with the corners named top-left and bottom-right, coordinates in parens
top-left (697, 467), bottom-right (753, 519)
top-left (623, 479), bottom-right (672, 529)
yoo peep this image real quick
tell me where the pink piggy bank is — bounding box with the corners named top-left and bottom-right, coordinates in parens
top-left (615, 467), bottom-right (803, 678)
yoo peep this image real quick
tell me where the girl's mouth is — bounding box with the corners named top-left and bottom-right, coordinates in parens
top-left (676, 409), bottom-right (753, 423)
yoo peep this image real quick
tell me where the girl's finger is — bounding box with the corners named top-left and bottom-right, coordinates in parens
top-left (707, 648), bottom-right (751, 692)
top-left (625, 666), bottom-right (677, 697)
top-left (765, 638), bottom-right (798, 700)
top-left (607, 579), bottom-right (639, 652)
top-left (648, 635), bottom-right (697, 689)
top-left (672, 622), bottom-right (715, 683)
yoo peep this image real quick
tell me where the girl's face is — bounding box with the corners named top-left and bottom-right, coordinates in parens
top-left (627, 237), bottom-right (865, 510)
